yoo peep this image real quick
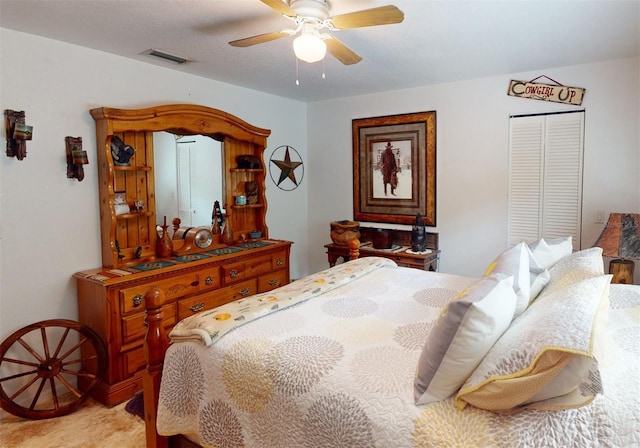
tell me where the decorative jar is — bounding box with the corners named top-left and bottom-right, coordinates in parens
top-left (330, 220), bottom-right (361, 246)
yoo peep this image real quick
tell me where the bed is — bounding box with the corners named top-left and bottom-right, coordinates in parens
top-left (142, 240), bottom-right (640, 448)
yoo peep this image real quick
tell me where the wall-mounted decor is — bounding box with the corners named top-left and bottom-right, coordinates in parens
top-left (65, 136), bottom-right (89, 181)
top-left (507, 76), bottom-right (585, 105)
top-left (269, 145), bottom-right (304, 191)
top-left (353, 111), bottom-right (436, 225)
top-left (4, 109), bottom-right (33, 160)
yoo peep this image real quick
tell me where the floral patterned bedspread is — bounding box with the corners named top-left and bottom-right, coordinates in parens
top-left (156, 260), bottom-right (640, 448)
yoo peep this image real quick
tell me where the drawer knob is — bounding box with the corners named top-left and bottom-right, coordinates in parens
top-left (190, 302), bottom-right (205, 313)
top-left (276, 258), bottom-right (283, 266)
top-left (268, 279), bottom-right (279, 286)
top-left (230, 269), bottom-right (238, 278)
top-left (205, 276), bottom-right (215, 285)
top-left (239, 287), bottom-right (251, 296)
top-left (132, 295), bottom-right (143, 307)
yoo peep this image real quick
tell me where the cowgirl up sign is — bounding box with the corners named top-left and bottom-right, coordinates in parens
top-left (508, 76), bottom-right (585, 105)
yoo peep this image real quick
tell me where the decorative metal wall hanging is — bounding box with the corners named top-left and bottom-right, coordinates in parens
top-left (269, 145), bottom-right (304, 191)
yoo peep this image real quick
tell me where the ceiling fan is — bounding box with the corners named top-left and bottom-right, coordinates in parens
top-left (229, 0), bottom-right (404, 65)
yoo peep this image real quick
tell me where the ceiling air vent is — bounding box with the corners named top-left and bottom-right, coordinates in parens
top-left (142, 49), bottom-right (189, 65)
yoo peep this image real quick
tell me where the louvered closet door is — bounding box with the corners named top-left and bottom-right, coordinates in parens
top-left (508, 115), bottom-right (545, 245)
top-left (508, 111), bottom-right (584, 250)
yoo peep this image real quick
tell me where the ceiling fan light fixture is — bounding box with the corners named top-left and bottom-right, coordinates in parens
top-left (293, 32), bottom-right (326, 63)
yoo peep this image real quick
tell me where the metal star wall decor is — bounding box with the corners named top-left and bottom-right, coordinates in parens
top-left (269, 145), bottom-right (304, 191)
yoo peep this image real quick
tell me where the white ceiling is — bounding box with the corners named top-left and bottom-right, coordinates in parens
top-left (1, 0), bottom-right (638, 102)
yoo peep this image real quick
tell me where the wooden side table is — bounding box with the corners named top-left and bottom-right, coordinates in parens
top-left (325, 226), bottom-right (440, 271)
top-left (325, 242), bottom-right (440, 271)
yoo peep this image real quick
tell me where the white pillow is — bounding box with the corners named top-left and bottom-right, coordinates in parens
top-left (414, 273), bottom-right (517, 404)
top-left (527, 246), bottom-right (551, 301)
top-left (529, 236), bottom-right (573, 269)
top-left (485, 242), bottom-right (550, 315)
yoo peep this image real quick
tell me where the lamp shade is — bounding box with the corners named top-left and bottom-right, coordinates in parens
top-left (593, 213), bottom-right (640, 259)
top-left (293, 33), bottom-right (326, 63)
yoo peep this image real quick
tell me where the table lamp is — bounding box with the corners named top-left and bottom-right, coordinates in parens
top-left (593, 213), bottom-right (640, 284)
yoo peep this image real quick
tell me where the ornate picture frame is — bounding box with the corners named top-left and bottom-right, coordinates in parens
top-left (352, 111), bottom-right (436, 225)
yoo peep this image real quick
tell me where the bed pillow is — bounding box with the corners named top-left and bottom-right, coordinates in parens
top-left (535, 247), bottom-right (604, 301)
top-left (414, 273), bottom-right (517, 405)
top-left (529, 236), bottom-right (573, 269)
top-left (455, 274), bottom-right (611, 412)
top-left (528, 250), bottom-right (551, 302)
top-left (485, 242), bottom-right (550, 316)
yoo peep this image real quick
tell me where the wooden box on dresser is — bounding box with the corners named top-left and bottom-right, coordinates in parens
top-left (74, 103), bottom-right (291, 406)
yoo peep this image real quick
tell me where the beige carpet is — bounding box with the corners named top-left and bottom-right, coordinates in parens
top-left (0, 398), bottom-right (145, 448)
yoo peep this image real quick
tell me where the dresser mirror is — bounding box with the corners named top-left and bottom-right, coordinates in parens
top-left (91, 104), bottom-right (271, 268)
top-left (154, 132), bottom-right (223, 228)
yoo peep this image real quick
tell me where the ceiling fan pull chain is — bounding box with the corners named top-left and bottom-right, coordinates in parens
top-left (295, 57), bottom-right (300, 86)
top-left (322, 59), bottom-right (326, 79)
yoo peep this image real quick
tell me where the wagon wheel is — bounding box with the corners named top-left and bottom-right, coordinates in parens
top-left (0, 319), bottom-right (107, 419)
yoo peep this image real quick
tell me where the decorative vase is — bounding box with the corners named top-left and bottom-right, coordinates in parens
top-left (156, 216), bottom-right (173, 258)
top-left (372, 228), bottom-right (393, 249)
top-left (221, 211), bottom-right (234, 246)
top-left (330, 220), bottom-right (361, 246)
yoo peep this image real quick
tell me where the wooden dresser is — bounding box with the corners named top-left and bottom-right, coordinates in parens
top-left (75, 104), bottom-right (290, 406)
top-left (75, 240), bottom-right (291, 406)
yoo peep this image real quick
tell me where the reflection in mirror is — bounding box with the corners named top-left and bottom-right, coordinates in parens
top-left (154, 132), bottom-right (223, 228)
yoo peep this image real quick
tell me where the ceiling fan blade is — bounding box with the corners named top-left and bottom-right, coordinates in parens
top-left (260, 0), bottom-right (297, 17)
top-left (330, 5), bottom-right (404, 29)
top-left (229, 30), bottom-right (290, 47)
top-left (325, 37), bottom-right (362, 65)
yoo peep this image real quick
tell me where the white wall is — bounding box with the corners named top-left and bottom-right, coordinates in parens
top-left (0, 29), bottom-right (308, 340)
top-left (1, 27), bottom-right (638, 344)
top-left (307, 57), bottom-right (640, 279)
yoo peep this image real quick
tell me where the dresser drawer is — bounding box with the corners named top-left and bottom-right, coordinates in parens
top-left (258, 269), bottom-right (288, 292)
top-left (121, 303), bottom-right (177, 345)
top-left (123, 347), bottom-right (146, 377)
top-left (271, 251), bottom-right (288, 270)
top-left (221, 261), bottom-right (248, 283)
top-left (222, 256), bottom-right (266, 283)
top-left (178, 279), bottom-right (257, 320)
top-left (246, 255), bottom-right (273, 277)
top-left (120, 272), bottom-right (199, 314)
top-left (198, 266), bottom-right (221, 291)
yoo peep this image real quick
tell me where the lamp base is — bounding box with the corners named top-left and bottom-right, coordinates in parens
top-left (609, 259), bottom-right (634, 284)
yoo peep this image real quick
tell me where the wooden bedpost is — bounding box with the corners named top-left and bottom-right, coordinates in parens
top-left (349, 238), bottom-right (360, 260)
top-left (143, 286), bottom-right (170, 448)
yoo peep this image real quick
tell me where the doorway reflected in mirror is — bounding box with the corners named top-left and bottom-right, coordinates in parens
top-left (154, 132), bottom-right (223, 227)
